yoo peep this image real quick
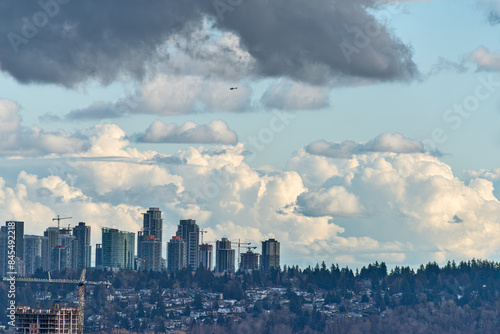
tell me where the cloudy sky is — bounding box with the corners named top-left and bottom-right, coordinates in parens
top-left (1, 0), bottom-right (500, 268)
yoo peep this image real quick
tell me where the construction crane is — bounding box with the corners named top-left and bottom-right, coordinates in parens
top-left (231, 239), bottom-right (251, 267)
top-left (199, 228), bottom-right (208, 244)
top-left (3, 269), bottom-right (111, 334)
top-left (52, 215), bottom-right (72, 230)
top-left (245, 246), bottom-right (257, 252)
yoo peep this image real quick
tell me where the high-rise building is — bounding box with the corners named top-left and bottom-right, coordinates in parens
top-left (199, 244), bottom-right (213, 271)
top-left (51, 234), bottom-right (78, 272)
top-left (101, 228), bottom-right (135, 270)
top-left (0, 221), bottom-right (24, 276)
top-left (44, 227), bottom-right (60, 248)
top-left (261, 238), bottom-right (280, 273)
top-left (24, 235), bottom-right (49, 275)
top-left (51, 245), bottom-right (70, 272)
top-left (7, 221), bottom-right (24, 260)
top-left (73, 222), bottom-right (91, 269)
top-left (240, 249), bottom-right (260, 272)
top-left (138, 208), bottom-right (163, 272)
top-left (44, 227), bottom-right (61, 272)
top-left (167, 236), bottom-right (187, 274)
top-left (176, 219), bottom-right (200, 270)
top-left (142, 207), bottom-right (163, 239)
top-left (216, 238), bottom-right (235, 274)
top-left (95, 244), bottom-right (102, 267)
top-left (41, 235), bottom-right (50, 272)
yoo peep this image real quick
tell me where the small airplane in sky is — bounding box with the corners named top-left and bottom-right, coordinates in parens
top-left (230, 87), bottom-right (238, 90)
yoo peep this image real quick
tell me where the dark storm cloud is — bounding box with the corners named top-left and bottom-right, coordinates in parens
top-left (0, 0), bottom-right (203, 87)
top-left (488, 12), bottom-right (500, 25)
top-left (211, 0), bottom-right (418, 84)
top-left (0, 0), bottom-right (417, 87)
top-left (477, 1), bottom-right (500, 25)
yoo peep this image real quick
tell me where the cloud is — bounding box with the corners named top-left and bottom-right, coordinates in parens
top-left (449, 215), bottom-right (463, 224)
top-left (288, 147), bottom-right (500, 264)
top-left (0, 171), bottom-right (144, 246)
top-left (468, 47), bottom-right (500, 71)
top-left (0, 99), bottom-right (89, 156)
top-left (429, 57), bottom-right (468, 75)
top-left (0, 0), bottom-right (417, 87)
top-left (365, 132), bottom-right (424, 153)
top-left (0, 0), bottom-right (201, 87)
top-left (261, 80), bottom-right (331, 110)
top-left (464, 168), bottom-right (500, 181)
top-left (477, 1), bottom-right (500, 24)
top-left (63, 75), bottom-right (253, 118)
top-left (64, 101), bottom-right (126, 120)
top-left (306, 133), bottom-right (424, 158)
top-left (296, 186), bottom-right (364, 217)
top-left (136, 120), bottom-right (238, 145)
top-left (2, 125), bottom-right (500, 267)
top-left (211, 0), bottom-right (418, 84)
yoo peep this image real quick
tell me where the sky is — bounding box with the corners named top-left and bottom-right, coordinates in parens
top-left (1, 0), bottom-right (500, 269)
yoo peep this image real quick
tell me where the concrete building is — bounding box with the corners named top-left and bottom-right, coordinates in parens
top-left (24, 235), bottom-right (49, 275)
top-left (0, 221), bottom-right (24, 276)
top-left (138, 207), bottom-right (163, 272)
top-left (167, 236), bottom-right (187, 274)
top-left (95, 243), bottom-right (102, 267)
top-left (6, 221), bottom-right (24, 260)
top-left (240, 250), bottom-right (260, 272)
top-left (44, 227), bottom-right (60, 271)
top-left (199, 244), bottom-right (213, 271)
top-left (101, 228), bottom-right (135, 270)
top-left (216, 237), bottom-right (235, 274)
top-left (176, 219), bottom-right (200, 270)
top-left (44, 227), bottom-right (60, 249)
top-left (50, 234), bottom-right (78, 272)
top-left (15, 304), bottom-right (79, 333)
top-left (261, 238), bottom-right (280, 273)
top-left (73, 222), bottom-right (91, 269)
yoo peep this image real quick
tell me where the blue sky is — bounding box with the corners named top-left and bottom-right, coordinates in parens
top-left (1, 0), bottom-right (500, 268)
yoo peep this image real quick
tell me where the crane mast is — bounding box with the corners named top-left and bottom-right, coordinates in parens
top-left (4, 269), bottom-right (110, 334)
top-left (52, 215), bottom-right (72, 230)
top-left (231, 239), bottom-right (251, 267)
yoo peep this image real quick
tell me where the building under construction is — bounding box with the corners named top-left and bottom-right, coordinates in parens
top-left (15, 303), bottom-right (79, 334)
top-left (240, 249), bottom-right (260, 272)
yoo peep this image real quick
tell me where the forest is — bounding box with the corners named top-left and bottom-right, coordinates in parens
top-left (2, 259), bottom-right (500, 333)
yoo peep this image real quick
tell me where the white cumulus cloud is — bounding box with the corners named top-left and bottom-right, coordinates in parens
top-left (137, 120), bottom-right (237, 144)
top-left (261, 80), bottom-right (331, 110)
top-left (306, 133), bottom-right (424, 158)
top-left (0, 100), bottom-right (89, 156)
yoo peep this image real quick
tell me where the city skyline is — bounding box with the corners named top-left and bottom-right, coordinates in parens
top-left (0, 215), bottom-right (278, 274)
top-left (0, 1), bottom-right (499, 269)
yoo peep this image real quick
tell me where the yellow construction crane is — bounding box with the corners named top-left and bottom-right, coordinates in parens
top-left (52, 215), bottom-right (72, 230)
top-left (4, 269), bottom-right (111, 334)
